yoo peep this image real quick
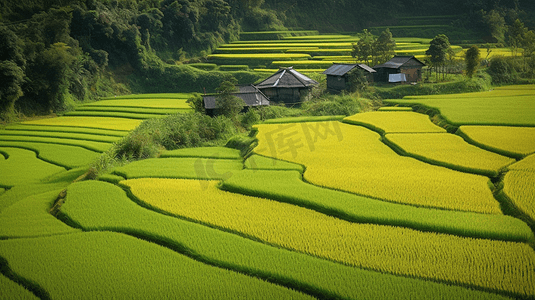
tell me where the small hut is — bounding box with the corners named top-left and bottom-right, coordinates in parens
top-left (373, 56), bottom-right (425, 83)
top-left (255, 67), bottom-right (318, 105)
top-left (323, 63), bottom-right (376, 93)
top-left (203, 85), bottom-right (269, 116)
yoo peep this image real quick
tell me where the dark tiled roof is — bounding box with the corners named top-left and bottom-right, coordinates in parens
top-left (256, 67), bottom-right (318, 89)
top-left (373, 56), bottom-right (426, 69)
top-left (323, 63), bottom-right (376, 76)
top-left (203, 85), bottom-right (270, 109)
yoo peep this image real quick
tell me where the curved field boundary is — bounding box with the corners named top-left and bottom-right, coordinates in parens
top-left (63, 111), bottom-right (170, 119)
top-left (456, 126), bottom-right (535, 159)
top-left (378, 106), bottom-right (413, 111)
top-left (75, 106), bottom-right (190, 115)
top-left (253, 122), bottom-right (500, 214)
top-left (508, 153), bottom-right (535, 170)
top-left (343, 111), bottom-right (446, 134)
top-left (384, 92), bottom-right (535, 127)
top-left (83, 99), bottom-right (191, 109)
top-left (160, 147), bottom-right (242, 159)
top-left (0, 190), bottom-right (80, 239)
top-left (0, 136), bottom-right (112, 153)
top-left (244, 155), bottom-right (305, 172)
top-left (99, 93), bottom-right (194, 100)
top-left (3, 125), bottom-right (129, 137)
top-left (0, 274), bottom-right (39, 300)
top-left (0, 129), bottom-right (121, 143)
top-left (22, 116), bottom-right (142, 131)
top-left (262, 115), bottom-right (345, 124)
top-left (112, 157), bottom-right (244, 180)
top-left (0, 147), bottom-right (65, 187)
top-left (0, 232), bottom-right (313, 300)
top-left (498, 170), bottom-right (535, 227)
top-left (60, 180), bottom-right (513, 300)
top-left (0, 182), bottom-right (68, 213)
top-left (123, 178), bottom-right (535, 298)
top-left (220, 169), bottom-right (532, 242)
top-left (383, 133), bottom-right (515, 177)
top-left (0, 141), bottom-right (100, 169)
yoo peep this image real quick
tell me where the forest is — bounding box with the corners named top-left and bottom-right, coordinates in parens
top-left (0, 0), bottom-right (534, 121)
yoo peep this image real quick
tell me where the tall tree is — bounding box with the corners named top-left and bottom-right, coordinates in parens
top-left (481, 9), bottom-right (507, 44)
top-left (373, 28), bottom-right (396, 65)
top-left (508, 19), bottom-right (527, 57)
top-left (426, 34), bottom-right (451, 81)
top-left (215, 77), bottom-right (244, 119)
top-left (465, 45), bottom-right (480, 78)
top-left (351, 29), bottom-right (375, 65)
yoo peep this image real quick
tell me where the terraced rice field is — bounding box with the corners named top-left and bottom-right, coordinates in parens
top-left (208, 31), bottom-right (440, 71)
top-left (1, 85), bottom-right (534, 299)
top-left (384, 85), bottom-right (535, 126)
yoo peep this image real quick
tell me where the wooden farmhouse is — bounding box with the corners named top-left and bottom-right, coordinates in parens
top-left (373, 56), bottom-right (425, 83)
top-left (255, 67), bottom-right (318, 105)
top-left (203, 85), bottom-right (270, 116)
top-left (323, 63), bottom-right (376, 93)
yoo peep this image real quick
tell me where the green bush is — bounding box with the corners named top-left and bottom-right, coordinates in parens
top-left (302, 94), bottom-right (371, 116)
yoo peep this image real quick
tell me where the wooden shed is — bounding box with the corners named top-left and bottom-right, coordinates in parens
top-left (373, 56), bottom-right (425, 83)
top-left (203, 85), bottom-right (270, 116)
top-left (323, 63), bottom-right (376, 93)
top-left (255, 67), bottom-right (318, 105)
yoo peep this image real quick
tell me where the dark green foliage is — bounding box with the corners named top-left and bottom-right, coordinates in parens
top-left (215, 78), bottom-right (245, 118)
top-left (465, 45), bottom-right (480, 78)
top-left (487, 57), bottom-right (519, 84)
top-left (351, 29), bottom-right (395, 66)
top-left (240, 107), bottom-right (261, 129)
top-left (186, 93), bottom-right (205, 113)
top-left (0, 61), bottom-right (24, 119)
top-left (110, 112), bottom-right (238, 161)
top-left (347, 69), bottom-right (369, 93)
top-left (302, 94), bottom-right (370, 116)
top-left (426, 34), bottom-right (451, 65)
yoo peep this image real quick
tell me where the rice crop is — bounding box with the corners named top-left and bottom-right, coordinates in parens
top-left (208, 53), bottom-right (311, 59)
top-left (0, 129), bottom-right (121, 143)
top-left (3, 124), bottom-right (129, 137)
top-left (220, 169), bottom-right (532, 242)
top-left (0, 274), bottom-right (39, 300)
top-left (99, 93), bottom-right (194, 100)
top-left (63, 110), bottom-right (169, 119)
top-left (22, 116), bottom-right (142, 131)
top-left (271, 60), bottom-right (338, 69)
top-left (262, 115), bottom-right (345, 124)
top-left (0, 190), bottom-right (80, 238)
top-left (112, 157), bottom-right (243, 180)
top-left (160, 147), bottom-right (242, 159)
top-left (253, 122), bottom-right (501, 214)
top-left (343, 111), bottom-right (447, 134)
top-left (244, 155), bottom-right (305, 172)
top-left (214, 47), bottom-right (320, 54)
top-left (500, 169), bottom-right (535, 224)
top-left (0, 232), bottom-right (314, 300)
top-left (0, 141), bottom-right (100, 169)
top-left (84, 98), bottom-right (191, 109)
top-left (75, 106), bottom-right (190, 115)
top-left (254, 68), bottom-right (326, 73)
top-left (508, 153), bottom-right (535, 170)
top-left (378, 106), bottom-right (413, 111)
top-left (0, 135), bottom-right (112, 153)
top-left (61, 180), bottom-right (508, 300)
top-left (123, 178), bottom-right (535, 297)
top-left (0, 182), bottom-right (68, 212)
top-left (456, 126), bottom-right (535, 159)
top-left (384, 133), bottom-right (515, 177)
top-left (0, 147), bottom-right (65, 187)
top-left (384, 85), bottom-right (535, 126)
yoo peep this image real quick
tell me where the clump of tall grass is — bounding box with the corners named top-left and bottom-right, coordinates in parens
top-left (90, 112), bottom-right (238, 176)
